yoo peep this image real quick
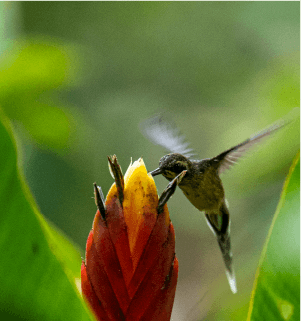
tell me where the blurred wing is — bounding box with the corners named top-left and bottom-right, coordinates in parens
top-left (215, 116), bottom-right (292, 174)
top-left (140, 114), bottom-right (196, 158)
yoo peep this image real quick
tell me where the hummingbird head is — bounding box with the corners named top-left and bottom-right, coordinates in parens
top-left (150, 153), bottom-right (190, 180)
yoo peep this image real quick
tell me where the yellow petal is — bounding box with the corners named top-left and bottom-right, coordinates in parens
top-left (123, 159), bottom-right (159, 256)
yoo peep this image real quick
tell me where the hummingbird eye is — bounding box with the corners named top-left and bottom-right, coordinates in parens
top-left (172, 161), bottom-right (187, 173)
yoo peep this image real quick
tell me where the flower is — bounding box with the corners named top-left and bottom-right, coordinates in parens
top-left (81, 156), bottom-right (180, 321)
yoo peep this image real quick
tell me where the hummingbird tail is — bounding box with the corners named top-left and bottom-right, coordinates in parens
top-left (205, 201), bottom-right (237, 293)
top-left (216, 233), bottom-right (237, 294)
top-left (226, 269), bottom-right (237, 294)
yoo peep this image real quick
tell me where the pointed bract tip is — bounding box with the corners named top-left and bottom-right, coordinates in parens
top-left (93, 183), bottom-right (106, 220)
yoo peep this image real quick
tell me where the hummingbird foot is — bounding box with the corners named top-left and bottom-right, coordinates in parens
top-left (157, 170), bottom-right (187, 213)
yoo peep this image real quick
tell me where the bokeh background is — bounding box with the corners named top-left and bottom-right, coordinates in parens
top-left (0, 2), bottom-right (299, 320)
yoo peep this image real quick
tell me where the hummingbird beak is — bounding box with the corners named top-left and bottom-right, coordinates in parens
top-left (150, 168), bottom-right (163, 176)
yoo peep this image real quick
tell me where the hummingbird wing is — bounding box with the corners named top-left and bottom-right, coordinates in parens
top-left (205, 201), bottom-right (237, 294)
top-left (140, 114), bottom-right (196, 158)
top-left (215, 116), bottom-right (291, 174)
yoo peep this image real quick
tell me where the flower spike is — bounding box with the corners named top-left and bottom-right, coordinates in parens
top-left (81, 157), bottom-right (178, 321)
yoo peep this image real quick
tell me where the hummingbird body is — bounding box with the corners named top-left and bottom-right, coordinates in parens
top-left (142, 113), bottom-right (292, 294)
top-left (180, 160), bottom-right (225, 212)
top-left (151, 152), bottom-right (236, 291)
top-left (157, 155), bottom-right (225, 212)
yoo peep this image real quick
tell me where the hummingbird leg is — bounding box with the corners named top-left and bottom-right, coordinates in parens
top-left (205, 201), bottom-right (237, 294)
top-left (157, 170), bottom-right (187, 214)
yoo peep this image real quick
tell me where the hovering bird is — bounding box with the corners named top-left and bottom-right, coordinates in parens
top-left (141, 112), bottom-right (292, 294)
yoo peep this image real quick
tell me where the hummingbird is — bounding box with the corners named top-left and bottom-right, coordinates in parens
top-left (141, 113), bottom-right (292, 294)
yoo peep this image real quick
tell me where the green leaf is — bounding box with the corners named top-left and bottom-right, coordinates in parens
top-left (0, 109), bottom-right (94, 320)
top-left (247, 153), bottom-right (300, 321)
top-left (0, 39), bottom-right (80, 150)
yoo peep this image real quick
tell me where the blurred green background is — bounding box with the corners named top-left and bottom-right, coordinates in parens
top-left (0, 2), bottom-right (299, 320)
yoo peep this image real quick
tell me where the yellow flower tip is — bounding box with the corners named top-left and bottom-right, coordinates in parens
top-left (123, 158), bottom-right (159, 259)
top-left (104, 157), bottom-right (171, 267)
top-left (124, 157), bottom-right (146, 184)
top-left (106, 158), bottom-right (151, 207)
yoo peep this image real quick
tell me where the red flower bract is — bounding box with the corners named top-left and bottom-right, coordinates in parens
top-left (81, 157), bottom-right (178, 321)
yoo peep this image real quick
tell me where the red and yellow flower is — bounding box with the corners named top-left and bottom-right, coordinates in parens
top-left (81, 156), bottom-right (178, 321)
